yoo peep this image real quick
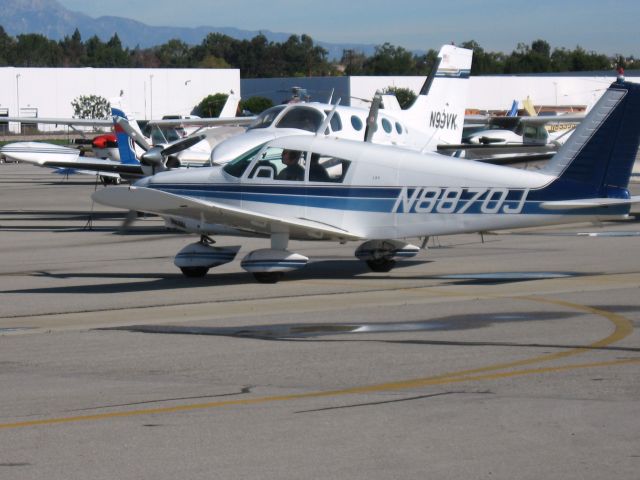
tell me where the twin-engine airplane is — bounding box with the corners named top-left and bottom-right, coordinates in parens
top-left (209, 44), bottom-right (473, 164)
top-left (93, 79), bottom-right (640, 283)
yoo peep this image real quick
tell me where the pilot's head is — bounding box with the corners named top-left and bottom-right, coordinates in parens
top-left (282, 149), bottom-right (301, 164)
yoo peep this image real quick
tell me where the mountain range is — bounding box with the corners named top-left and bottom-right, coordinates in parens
top-left (0, 0), bottom-right (378, 59)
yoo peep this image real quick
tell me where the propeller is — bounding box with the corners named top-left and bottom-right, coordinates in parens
top-left (138, 134), bottom-right (206, 174)
top-left (316, 98), bottom-right (341, 136)
top-left (114, 116), bottom-right (152, 151)
top-left (115, 114), bottom-right (206, 174)
top-left (364, 91), bottom-right (382, 143)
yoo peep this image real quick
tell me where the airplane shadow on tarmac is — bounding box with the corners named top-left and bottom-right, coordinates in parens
top-left (106, 309), bottom-right (640, 353)
top-left (3, 259), bottom-right (586, 295)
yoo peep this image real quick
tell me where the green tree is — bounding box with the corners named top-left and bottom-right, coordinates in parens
top-left (241, 96), bottom-right (274, 114)
top-left (71, 95), bottom-right (110, 119)
top-left (60, 28), bottom-right (86, 66)
top-left (195, 93), bottom-right (229, 117)
top-left (156, 39), bottom-right (192, 67)
top-left (382, 86), bottom-right (417, 109)
top-left (364, 43), bottom-right (415, 75)
top-left (15, 33), bottom-right (62, 66)
top-left (0, 26), bottom-right (16, 65)
top-left (341, 49), bottom-right (367, 75)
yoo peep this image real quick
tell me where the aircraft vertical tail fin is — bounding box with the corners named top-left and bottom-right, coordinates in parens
top-left (402, 44), bottom-right (473, 148)
top-left (110, 100), bottom-right (142, 165)
top-left (506, 100), bottom-right (518, 117)
top-left (540, 80), bottom-right (640, 200)
top-left (219, 91), bottom-right (241, 118)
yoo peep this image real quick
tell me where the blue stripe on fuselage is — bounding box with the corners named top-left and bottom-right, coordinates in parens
top-left (148, 183), bottom-right (629, 216)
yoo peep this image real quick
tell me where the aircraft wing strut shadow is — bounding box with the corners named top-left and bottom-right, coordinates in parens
top-left (93, 79), bottom-right (640, 283)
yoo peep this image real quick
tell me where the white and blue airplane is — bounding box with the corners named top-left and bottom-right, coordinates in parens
top-left (92, 78), bottom-right (640, 283)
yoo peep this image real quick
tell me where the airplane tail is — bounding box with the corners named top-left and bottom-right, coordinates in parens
top-left (538, 79), bottom-right (640, 203)
top-left (402, 44), bottom-right (473, 148)
top-left (506, 100), bottom-right (518, 117)
top-left (219, 91), bottom-right (241, 118)
top-left (110, 100), bottom-right (142, 166)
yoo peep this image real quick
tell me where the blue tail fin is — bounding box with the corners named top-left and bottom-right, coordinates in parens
top-left (540, 80), bottom-right (640, 200)
top-left (111, 106), bottom-right (140, 166)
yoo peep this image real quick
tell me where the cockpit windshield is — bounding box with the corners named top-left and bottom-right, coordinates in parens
top-left (275, 107), bottom-right (324, 132)
top-left (247, 105), bottom-right (286, 131)
top-left (222, 143), bottom-right (266, 178)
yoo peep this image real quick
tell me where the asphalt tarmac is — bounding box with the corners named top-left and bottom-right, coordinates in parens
top-left (1, 163), bottom-right (639, 479)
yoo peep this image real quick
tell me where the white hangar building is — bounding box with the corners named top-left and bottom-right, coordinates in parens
top-left (0, 67), bottom-right (241, 133)
top-left (242, 71), bottom-right (640, 113)
top-left (1, 66), bottom-right (638, 134)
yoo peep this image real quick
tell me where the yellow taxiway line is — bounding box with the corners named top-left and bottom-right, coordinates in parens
top-left (0, 297), bottom-right (636, 430)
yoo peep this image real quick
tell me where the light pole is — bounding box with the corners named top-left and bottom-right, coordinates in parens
top-left (149, 74), bottom-right (154, 120)
top-left (15, 73), bottom-right (21, 133)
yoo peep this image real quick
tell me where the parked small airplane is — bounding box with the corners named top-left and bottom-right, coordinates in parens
top-left (463, 98), bottom-right (584, 146)
top-left (0, 94), bottom-right (252, 182)
top-left (209, 44), bottom-right (473, 165)
top-left (93, 79), bottom-right (640, 283)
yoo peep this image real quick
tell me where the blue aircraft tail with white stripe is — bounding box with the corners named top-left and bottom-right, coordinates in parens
top-left (110, 102), bottom-right (141, 166)
top-left (535, 79), bottom-right (640, 208)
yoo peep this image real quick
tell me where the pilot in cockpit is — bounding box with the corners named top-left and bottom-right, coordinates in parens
top-left (276, 149), bottom-right (305, 181)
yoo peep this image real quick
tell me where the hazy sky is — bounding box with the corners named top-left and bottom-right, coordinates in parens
top-left (57, 0), bottom-right (640, 55)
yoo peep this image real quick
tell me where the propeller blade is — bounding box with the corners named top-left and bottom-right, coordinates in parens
top-left (114, 116), bottom-right (152, 151)
top-left (119, 210), bottom-right (138, 233)
top-left (364, 91), bottom-right (382, 142)
top-left (161, 134), bottom-right (206, 157)
top-left (316, 98), bottom-right (341, 136)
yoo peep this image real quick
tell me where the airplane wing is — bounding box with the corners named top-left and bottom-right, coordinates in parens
top-left (2, 117), bottom-right (113, 127)
top-left (92, 186), bottom-right (364, 241)
top-left (40, 159), bottom-right (144, 176)
top-left (437, 143), bottom-right (557, 166)
top-left (464, 114), bottom-right (584, 128)
top-left (0, 142), bottom-right (144, 176)
top-left (1, 142), bottom-right (81, 165)
top-left (147, 117), bottom-right (255, 127)
top-left (540, 197), bottom-right (640, 210)
top-left (473, 152), bottom-right (556, 166)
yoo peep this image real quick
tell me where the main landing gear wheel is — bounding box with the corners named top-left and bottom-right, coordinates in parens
top-left (366, 258), bottom-right (396, 272)
top-left (180, 266), bottom-right (209, 277)
top-left (253, 271), bottom-right (284, 283)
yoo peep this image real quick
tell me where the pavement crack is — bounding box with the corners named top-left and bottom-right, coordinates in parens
top-left (294, 390), bottom-right (490, 413)
top-left (65, 386), bottom-right (254, 412)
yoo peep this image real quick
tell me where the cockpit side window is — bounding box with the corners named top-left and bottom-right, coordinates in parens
top-left (308, 153), bottom-right (351, 183)
top-left (247, 147), bottom-right (308, 182)
top-left (247, 105), bottom-right (286, 130)
top-left (276, 107), bottom-right (324, 132)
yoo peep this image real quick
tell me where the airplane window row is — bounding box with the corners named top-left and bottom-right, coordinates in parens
top-left (223, 145), bottom-right (350, 183)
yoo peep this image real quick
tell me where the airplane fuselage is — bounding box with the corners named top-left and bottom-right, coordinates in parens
top-left (140, 135), bottom-right (626, 241)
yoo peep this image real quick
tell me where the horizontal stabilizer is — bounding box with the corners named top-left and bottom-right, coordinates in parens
top-left (540, 196), bottom-right (640, 210)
